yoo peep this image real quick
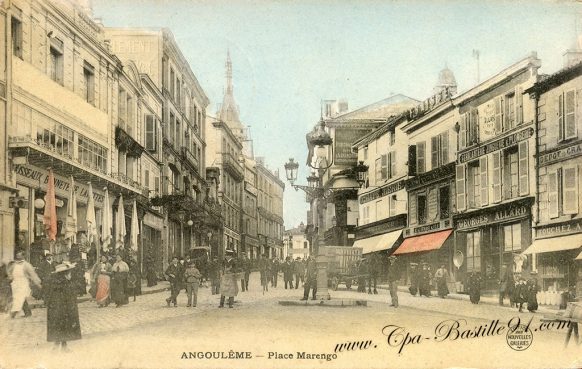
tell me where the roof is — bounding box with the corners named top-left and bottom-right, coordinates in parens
top-left (525, 61), bottom-right (582, 96)
top-left (352, 114), bottom-right (407, 149)
top-left (330, 94), bottom-right (419, 121)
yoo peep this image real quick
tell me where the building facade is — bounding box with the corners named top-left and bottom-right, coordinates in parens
top-left (525, 55), bottom-right (582, 298)
top-left (284, 222), bottom-right (310, 260)
top-left (256, 158), bottom-right (285, 258)
top-left (453, 54), bottom-right (540, 291)
top-left (241, 155), bottom-right (259, 259)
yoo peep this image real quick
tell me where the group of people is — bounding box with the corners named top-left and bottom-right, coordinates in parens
top-left (90, 253), bottom-right (140, 308)
top-left (408, 262), bottom-right (442, 298)
top-left (2, 250), bottom-right (82, 352)
top-left (499, 265), bottom-right (540, 312)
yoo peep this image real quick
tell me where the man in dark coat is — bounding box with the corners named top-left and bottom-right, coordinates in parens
top-left (209, 257), bottom-right (221, 295)
top-left (165, 256), bottom-right (183, 307)
top-left (37, 253), bottom-right (56, 302)
top-left (258, 254), bottom-right (270, 293)
top-left (498, 264), bottom-right (512, 306)
top-left (271, 258), bottom-right (280, 288)
top-left (283, 257), bottom-right (294, 289)
top-left (294, 258), bottom-right (305, 289)
top-left (526, 271), bottom-right (540, 312)
top-left (368, 254), bottom-right (380, 294)
top-left (467, 271), bottom-right (482, 304)
top-left (301, 256), bottom-right (317, 300)
top-left (357, 258), bottom-right (368, 292)
top-left (513, 276), bottom-right (528, 312)
top-left (409, 263), bottom-right (419, 296)
top-left (240, 254), bottom-right (251, 292)
top-left (419, 262), bottom-right (432, 297)
top-left (387, 256), bottom-right (400, 307)
top-left (46, 262), bottom-right (82, 352)
top-left (435, 264), bottom-right (449, 298)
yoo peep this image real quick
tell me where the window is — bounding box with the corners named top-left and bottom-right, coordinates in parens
top-left (431, 132), bottom-right (449, 169)
top-left (145, 115), bottom-right (157, 152)
top-left (503, 147), bottom-right (519, 200)
top-left (439, 186), bottom-right (450, 219)
top-left (126, 95), bottom-right (134, 135)
top-left (549, 166), bottom-right (580, 218)
top-left (78, 135), bottom-right (107, 173)
top-left (417, 193), bottom-right (427, 225)
top-left (49, 38), bottom-right (64, 84)
top-left (36, 114), bottom-right (75, 159)
top-left (169, 113), bottom-right (175, 144)
top-left (504, 92), bottom-right (516, 131)
top-left (459, 109), bottom-right (479, 149)
top-left (363, 146), bottom-right (368, 160)
top-left (170, 68), bottom-right (175, 99)
top-left (11, 16), bottom-right (22, 59)
top-left (362, 206), bottom-right (370, 225)
top-left (466, 231), bottom-right (481, 272)
top-left (467, 161), bottom-right (480, 208)
top-left (176, 78), bottom-right (181, 106)
top-left (389, 128), bottom-right (396, 146)
top-left (83, 62), bottom-right (95, 105)
top-left (503, 223), bottom-right (521, 252)
top-left (118, 89), bottom-right (127, 128)
top-left (558, 90), bottom-right (577, 142)
top-left (416, 141), bottom-right (426, 174)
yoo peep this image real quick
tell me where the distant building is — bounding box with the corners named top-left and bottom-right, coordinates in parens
top-left (284, 222), bottom-right (310, 260)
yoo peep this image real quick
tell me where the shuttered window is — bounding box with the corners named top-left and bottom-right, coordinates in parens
top-left (455, 164), bottom-right (466, 211)
top-left (381, 154), bottom-right (388, 180)
top-left (389, 151), bottom-right (396, 179)
top-left (495, 96), bottom-right (503, 134)
top-left (440, 131), bottom-right (449, 165)
top-left (145, 115), bottom-right (156, 152)
top-left (480, 156), bottom-right (488, 206)
top-left (548, 170), bottom-right (559, 219)
top-left (518, 142), bottom-right (529, 196)
top-left (409, 194), bottom-right (417, 225)
top-left (492, 152), bottom-right (502, 203)
top-left (416, 141), bottom-right (426, 174)
top-left (459, 113), bottom-right (467, 149)
top-left (375, 157), bottom-right (382, 185)
top-left (431, 136), bottom-right (439, 170)
top-left (564, 90), bottom-right (577, 140)
top-left (515, 87), bottom-right (524, 125)
top-left (563, 166), bottom-right (579, 215)
top-left (468, 108), bottom-right (479, 145)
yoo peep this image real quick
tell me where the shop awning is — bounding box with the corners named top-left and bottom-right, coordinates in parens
top-left (392, 229), bottom-right (453, 255)
top-left (353, 230), bottom-right (402, 255)
top-left (522, 233), bottom-right (582, 255)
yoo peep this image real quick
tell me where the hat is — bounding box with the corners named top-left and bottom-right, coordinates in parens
top-left (53, 261), bottom-right (76, 274)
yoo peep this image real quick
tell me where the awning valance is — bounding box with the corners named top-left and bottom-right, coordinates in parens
top-left (392, 229), bottom-right (453, 255)
top-left (522, 233), bottom-right (582, 255)
top-left (353, 230), bottom-right (402, 255)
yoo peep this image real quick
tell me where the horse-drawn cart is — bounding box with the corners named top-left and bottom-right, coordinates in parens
top-left (326, 246), bottom-right (365, 291)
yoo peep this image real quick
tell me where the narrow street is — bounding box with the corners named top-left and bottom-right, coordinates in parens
top-left (1, 273), bottom-right (579, 369)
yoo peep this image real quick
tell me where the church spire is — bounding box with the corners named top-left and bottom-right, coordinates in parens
top-left (218, 50), bottom-right (244, 139)
top-left (226, 49), bottom-right (233, 94)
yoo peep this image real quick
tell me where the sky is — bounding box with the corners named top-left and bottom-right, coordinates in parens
top-left (92, 0), bottom-right (581, 229)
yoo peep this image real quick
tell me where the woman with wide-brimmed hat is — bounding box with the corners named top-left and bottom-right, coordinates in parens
top-left (46, 261), bottom-right (82, 352)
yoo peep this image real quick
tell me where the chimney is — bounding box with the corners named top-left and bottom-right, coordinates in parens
top-left (563, 35), bottom-right (582, 68)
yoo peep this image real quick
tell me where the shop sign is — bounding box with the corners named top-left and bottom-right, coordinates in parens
top-left (535, 218), bottom-right (582, 239)
top-left (538, 141), bottom-right (582, 167)
top-left (359, 180), bottom-right (405, 204)
top-left (14, 164), bottom-right (104, 205)
top-left (458, 127), bottom-right (533, 163)
top-left (405, 219), bottom-right (451, 237)
top-left (406, 162), bottom-right (455, 190)
top-left (334, 128), bottom-right (372, 165)
top-left (456, 204), bottom-right (530, 230)
top-left (356, 214), bottom-right (407, 239)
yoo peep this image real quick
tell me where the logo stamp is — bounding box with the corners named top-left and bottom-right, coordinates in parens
top-left (506, 325), bottom-right (533, 351)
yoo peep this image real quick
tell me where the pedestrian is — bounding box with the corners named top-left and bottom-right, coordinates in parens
top-left (435, 264), bottom-right (449, 298)
top-left (36, 253), bottom-right (56, 303)
top-left (271, 258), bottom-right (280, 288)
top-left (46, 261), bottom-right (81, 352)
top-left (418, 262), bottom-right (432, 297)
top-left (7, 250), bottom-right (41, 318)
top-left (357, 258), bottom-right (368, 293)
top-left (283, 257), bottom-right (294, 289)
top-left (0, 260), bottom-right (12, 313)
top-left (408, 263), bottom-right (419, 296)
top-left (387, 256), bottom-right (400, 307)
top-left (526, 271), bottom-right (539, 312)
top-left (219, 250), bottom-right (239, 308)
top-left (258, 254), bottom-right (270, 293)
top-left (301, 256), bottom-right (317, 300)
top-left (165, 256), bottom-right (182, 307)
top-left (111, 254), bottom-right (129, 307)
top-left (498, 263), bottom-right (511, 306)
top-left (513, 276), bottom-right (528, 312)
top-left (126, 259), bottom-right (139, 302)
top-left (209, 257), bottom-right (221, 295)
top-left (184, 260), bottom-right (202, 307)
top-left (294, 257), bottom-right (305, 289)
top-left (69, 256), bottom-right (87, 297)
top-left (467, 271), bottom-right (482, 304)
top-left (240, 253), bottom-right (251, 292)
top-left (367, 254), bottom-right (380, 294)
top-left (145, 255), bottom-right (158, 287)
top-left (92, 255), bottom-right (112, 307)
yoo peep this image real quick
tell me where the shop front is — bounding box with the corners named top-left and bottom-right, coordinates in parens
top-left (454, 197), bottom-right (534, 292)
top-left (524, 219), bottom-right (582, 302)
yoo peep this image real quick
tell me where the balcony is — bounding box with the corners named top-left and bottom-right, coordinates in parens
top-left (115, 126), bottom-right (144, 158)
top-left (222, 152), bottom-right (244, 181)
top-left (181, 146), bottom-right (199, 171)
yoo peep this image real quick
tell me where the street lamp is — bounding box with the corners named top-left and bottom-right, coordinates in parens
top-left (284, 118), bottom-right (334, 301)
top-left (353, 161), bottom-right (369, 188)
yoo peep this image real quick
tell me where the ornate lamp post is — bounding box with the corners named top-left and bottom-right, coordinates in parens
top-left (284, 118), bottom-right (334, 300)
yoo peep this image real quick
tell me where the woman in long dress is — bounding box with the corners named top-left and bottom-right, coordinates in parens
top-left (7, 251), bottom-right (41, 318)
top-left (46, 262), bottom-right (82, 352)
top-left (435, 265), bottom-right (450, 298)
top-left (111, 254), bottom-right (129, 307)
top-left (92, 255), bottom-right (112, 307)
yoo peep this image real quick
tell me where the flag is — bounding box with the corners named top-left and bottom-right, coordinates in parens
top-left (101, 188), bottom-right (112, 252)
top-left (43, 168), bottom-right (57, 241)
top-left (115, 193), bottom-right (126, 249)
top-left (64, 176), bottom-right (77, 242)
top-left (130, 199), bottom-right (139, 252)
